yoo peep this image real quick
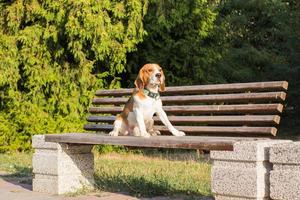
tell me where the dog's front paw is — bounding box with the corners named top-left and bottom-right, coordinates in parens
top-left (149, 130), bottom-right (161, 136)
top-left (141, 131), bottom-right (151, 138)
top-left (109, 131), bottom-right (119, 136)
top-left (172, 130), bottom-right (185, 137)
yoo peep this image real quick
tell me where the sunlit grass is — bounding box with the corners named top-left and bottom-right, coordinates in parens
top-left (0, 151), bottom-right (212, 198)
top-left (94, 153), bottom-right (211, 197)
top-left (0, 153), bottom-right (32, 177)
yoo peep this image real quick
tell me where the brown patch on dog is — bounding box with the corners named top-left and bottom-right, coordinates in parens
top-left (157, 66), bottom-right (166, 92)
top-left (134, 69), bottom-right (147, 90)
top-left (136, 90), bottom-right (146, 99)
top-left (115, 98), bottom-right (132, 129)
top-left (120, 97), bottom-right (133, 119)
top-left (115, 115), bottom-right (122, 120)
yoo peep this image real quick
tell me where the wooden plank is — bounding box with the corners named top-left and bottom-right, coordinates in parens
top-left (83, 124), bottom-right (277, 136)
top-left (89, 104), bottom-right (283, 115)
top-left (87, 116), bottom-right (116, 123)
top-left (92, 92), bottom-right (286, 105)
top-left (44, 133), bottom-right (269, 151)
top-left (155, 126), bottom-right (277, 136)
top-left (86, 115), bottom-right (281, 125)
top-left (162, 115), bottom-right (280, 125)
top-left (95, 81), bottom-right (288, 96)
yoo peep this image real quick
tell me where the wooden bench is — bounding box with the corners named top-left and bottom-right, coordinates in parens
top-left (45, 81), bottom-right (288, 150)
top-left (33, 80), bottom-right (290, 196)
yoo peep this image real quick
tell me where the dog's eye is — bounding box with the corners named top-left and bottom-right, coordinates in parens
top-left (148, 69), bottom-right (153, 72)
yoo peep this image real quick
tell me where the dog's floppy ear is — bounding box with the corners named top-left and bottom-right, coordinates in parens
top-left (159, 69), bottom-right (166, 92)
top-left (134, 69), bottom-right (145, 90)
top-left (160, 82), bottom-right (165, 92)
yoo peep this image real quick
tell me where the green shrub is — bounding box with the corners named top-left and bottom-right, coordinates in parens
top-left (0, 0), bottom-right (147, 151)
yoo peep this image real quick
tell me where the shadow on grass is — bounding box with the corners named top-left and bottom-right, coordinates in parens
top-left (0, 165), bottom-right (32, 190)
top-left (94, 173), bottom-right (212, 199)
top-left (116, 147), bottom-right (211, 162)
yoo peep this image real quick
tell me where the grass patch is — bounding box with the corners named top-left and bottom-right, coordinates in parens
top-left (0, 153), bottom-right (32, 177)
top-left (0, 151), bottom-right (212, 198)
top-left (94, 153), bottom-right (211, 198)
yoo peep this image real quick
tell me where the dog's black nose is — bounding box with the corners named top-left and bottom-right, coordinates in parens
top-left (155, 73), bottom-right (161, 78)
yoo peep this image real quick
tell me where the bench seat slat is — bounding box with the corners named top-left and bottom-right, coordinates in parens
top-left (83, 124), bottom-right (277, 136)
top-left (86, 115), bottom-right (280, 125)
top-left (44, 133), bottom-right (270, 151)
top-left (92, 92), bottom-right (286, 105)
top-left (89, 104), bottom-right (283, 115)
top-left (95, 81), bottom-right (288, 96)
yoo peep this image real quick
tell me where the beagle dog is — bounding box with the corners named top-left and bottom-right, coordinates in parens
top-left (109, 63), bottom-right (185, 137)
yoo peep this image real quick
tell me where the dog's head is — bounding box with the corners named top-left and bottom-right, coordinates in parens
top-left (134, 63), bottom-right (165, 92)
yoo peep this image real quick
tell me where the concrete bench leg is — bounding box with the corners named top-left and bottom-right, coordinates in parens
top-left (32, 135), bottom-right (94, 194)
top-left (210, 140), bottom-right (290, 200)
top-left (270, 142), bottom-right (300, 200)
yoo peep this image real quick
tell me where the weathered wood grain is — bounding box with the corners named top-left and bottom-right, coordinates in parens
top-left (95, 81), bottom-right (288, 96)
top-left (89, 104), bottom-right (283, 115)
top-left (83, 124), bottom-right (277, 136)
top-left (86, 115), bottom-right (281, 125)
top-left (92, 92), bottom-right (286, 105)
top-left (44, 133), bottom-right (269, 151)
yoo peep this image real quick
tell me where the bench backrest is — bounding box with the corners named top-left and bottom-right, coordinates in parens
top-left (84, 81), bottom-right (288, 138)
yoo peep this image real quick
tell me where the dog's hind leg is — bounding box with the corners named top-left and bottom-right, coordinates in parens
top-left (109, 116), bottom-right (123, 136)
top-left (146, 119), bottom-right (161, 136)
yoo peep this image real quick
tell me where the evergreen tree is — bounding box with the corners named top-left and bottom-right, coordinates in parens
top-left (126, 0), bottom-right (220, 86)
top-left (0, 0), bottom-right (147, 152)
top-left (215, 0), bottom-right (300, 132)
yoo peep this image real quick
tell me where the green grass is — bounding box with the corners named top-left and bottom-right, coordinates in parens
top-left (94, 153), bottom-right (211, 198)
top-left (0, 151), bottom-right (212, 198)
top-left (0, 153), bottom-right (32, 177)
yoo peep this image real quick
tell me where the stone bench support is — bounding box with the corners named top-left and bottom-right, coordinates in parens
top-left (210, 140), bottom-right (290, 200)
top-left (32, 135), bottom-right (94, 194)
top-left (270, 141), bottom-right (300, 200)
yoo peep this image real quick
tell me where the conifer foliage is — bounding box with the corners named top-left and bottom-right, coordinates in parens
top-left (0, 0), bottom-right (147, 152)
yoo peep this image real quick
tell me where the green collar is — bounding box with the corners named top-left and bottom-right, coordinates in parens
top-left (143, 88), bottom-right (160, 100)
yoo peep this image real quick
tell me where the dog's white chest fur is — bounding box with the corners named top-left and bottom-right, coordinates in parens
top-left (128, 95), bottom-right (161, 125)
